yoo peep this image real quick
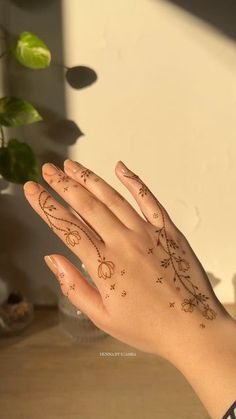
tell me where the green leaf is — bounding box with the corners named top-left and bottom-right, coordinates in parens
top-left (0, 97), bottom-right (42, 127)
top-left (0, 138), bottom-right (39, 184)
top-left (12, 31), bottom-right (51, 69)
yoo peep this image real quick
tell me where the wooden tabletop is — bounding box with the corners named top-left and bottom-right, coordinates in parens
top-left (0, 305), bottom-right (235, 419)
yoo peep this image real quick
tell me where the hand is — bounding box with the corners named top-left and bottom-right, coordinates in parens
top-left (23, 160), bottom-right (230, 363)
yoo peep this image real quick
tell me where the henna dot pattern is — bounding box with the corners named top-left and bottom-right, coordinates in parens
top-left (200, 323), bottom-right (206, 329)
top-left (156, 277), bottom-right (163, 284)
top-left (147, 248), bottom-right (153, 254)
top-left (153, 212), bottom-right (159, 218)
top-left (121, 290), bottom-right (127, 297)
top-left (39, 191), bottom-right (115, 281)
top-left (110, 283), bottom-right (116, 290)
top-left (169, 302), bottom-right (175, 308)
top-left (121, 269), bottom-right (125, 276)
top-left (122, 171), bottom-right (217, 326)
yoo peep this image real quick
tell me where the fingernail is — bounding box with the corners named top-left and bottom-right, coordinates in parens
top-left (23, 181), bottom-right (40, 195)
top-left (118, 160), bottom-right (129, 174)
top-left (42, 163), bottom-right (60, 175)
top-left (44, 255), bottom-right (58, 275)
top-left (64, 159), bottom-right (80, 173)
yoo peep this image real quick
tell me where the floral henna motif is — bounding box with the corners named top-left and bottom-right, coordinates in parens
top-left (98, 257), bottom-right (115, 279)
top-left (122, 172), bottom-right (217, 325)
top-left (81, 169), bottom-right (92, 183)
top-left (39, 190), bottom-right (115, 281)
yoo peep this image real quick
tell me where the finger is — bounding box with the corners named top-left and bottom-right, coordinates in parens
top-left (44, 254), bottom-right (110, 329)
top-left (115, 161), bottom-right (173, 229)
top-left (23, 181), bottom-right (108, 287)
top-left (42, 163), bottom-right (127, 243)
top-left (63, 159), bottom-right (146, 231)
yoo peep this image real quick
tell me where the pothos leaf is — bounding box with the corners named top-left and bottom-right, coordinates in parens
top-left (0, 96), bottom-right (42, 127)
top-left (12, 31), bottom-right (51, 69)
top-left (0, 138), bottom-right (39, 184)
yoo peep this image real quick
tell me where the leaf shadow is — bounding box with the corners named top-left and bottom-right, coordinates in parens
top-left (65, 66), bottom-right (97, 90)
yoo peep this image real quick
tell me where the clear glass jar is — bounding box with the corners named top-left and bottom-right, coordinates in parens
top-left (58, 263), bottom-right (107, 343)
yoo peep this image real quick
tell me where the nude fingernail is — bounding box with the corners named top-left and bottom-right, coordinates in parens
top-left (44, 255), bottom-right (58, 275)
top-left (118, 161), bottom-right (129, 174)
top-left (64, 159), bottom-right (80, 173)
top-left (42, 163), bottom-right (60, 175)
top-left (23, 181), bottom-right (40, 195)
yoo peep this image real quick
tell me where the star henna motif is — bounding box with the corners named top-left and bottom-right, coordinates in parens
top-left (147, 248), bottom-right (153, 254)
top-left (169, 302), bottom-right (175, 308)
top-left (110, 283), bottom-right (116, 291)
top-left (69, 283), bottom-right (75, 291)
top-left (156, 277), bottom-right (163, 284)
top-left (121, 290), bottom-right (127, 297)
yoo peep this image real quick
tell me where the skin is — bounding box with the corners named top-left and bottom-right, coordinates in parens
top-left (23, 159), bottom-right (236, 419)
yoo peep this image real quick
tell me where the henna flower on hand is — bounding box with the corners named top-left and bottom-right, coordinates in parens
top-left (175, 256), bottom-right (190, 272)
top-left (181, 298), bottom-right (196, 313)
top-left (64, 228), bottom-right (81, 246)
top-left (98, 257), bottom-right (115, 279)
top-left (202, 304), bottom-right (217, 320)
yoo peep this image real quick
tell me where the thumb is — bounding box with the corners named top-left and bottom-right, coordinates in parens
top-left (44, 254), bottom-right (109, 329)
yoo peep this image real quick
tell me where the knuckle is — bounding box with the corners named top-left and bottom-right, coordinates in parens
top-left (84, 195), bottom-right (96, 212)
top-left (108, 192), bottom-right (125, 210)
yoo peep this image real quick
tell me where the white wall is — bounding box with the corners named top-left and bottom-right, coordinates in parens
top-left (62, 0), bottom-right (236, 303)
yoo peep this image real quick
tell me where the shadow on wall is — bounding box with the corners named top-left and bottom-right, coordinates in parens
top-left (0, 0), bottom-right (97, 304)
top-left (164, 0), bottom-right (236, 41)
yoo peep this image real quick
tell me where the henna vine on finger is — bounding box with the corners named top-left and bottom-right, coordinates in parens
top-left (81, 169), bottom-right (92, 183)
top-left (122, 172), bottom-right (217, 326)
top-left (39, 190), bottom-right (115, 281)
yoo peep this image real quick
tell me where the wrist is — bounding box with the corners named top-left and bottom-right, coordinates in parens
top-left (174, 314), bottom-right (236, 418)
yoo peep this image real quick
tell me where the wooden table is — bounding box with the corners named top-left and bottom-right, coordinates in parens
top-left (0, 305), bottom-right (235, 419)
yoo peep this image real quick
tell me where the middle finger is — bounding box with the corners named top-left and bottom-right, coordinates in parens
top-left (42, 163), bottom-right (127, 243)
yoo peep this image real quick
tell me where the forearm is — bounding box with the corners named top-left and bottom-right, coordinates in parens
top-left (174, 314), bottom-right (236, 419)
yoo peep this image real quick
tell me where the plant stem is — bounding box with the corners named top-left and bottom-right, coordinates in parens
top-left (0, 126), bottom-right (5, 147)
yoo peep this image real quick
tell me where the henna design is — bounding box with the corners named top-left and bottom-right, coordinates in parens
top-left (121, 269), bottom-right (125, 276)
top-left (147, 247), bottom-right (153, 254)
top-left (153, 212), bottom-right (159, 218)
top-left (169, 302), bottom-right (175, 308)
top-left (38, 190), bottom-right (115, 280)
top-left (94, 177), bottom-right (100, 182)
top-left (81, 169), bottom-right (92, 183)
top-left (200, 323), bottom-right (206, 329)
top-left (122, 172), bottom-right (217, 325)
top-left (59, 273), bottom-right (65, 278)
top-left (57, 173), bottom-right (70, 184)
top-left (105, 294), bottom-right (109, 299)
top-left (121, 290), bottom-right (127, 297)
top-left (156, 277), bottom-right (163, 284)
top-left (98, 257), bottom-right (115, 279)
top-left (69, 283), bottom-right (75, 291)
top-left (110, 283), bottom-right (116, 290)
top-left (64, 186), bottom-right (69, 192)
